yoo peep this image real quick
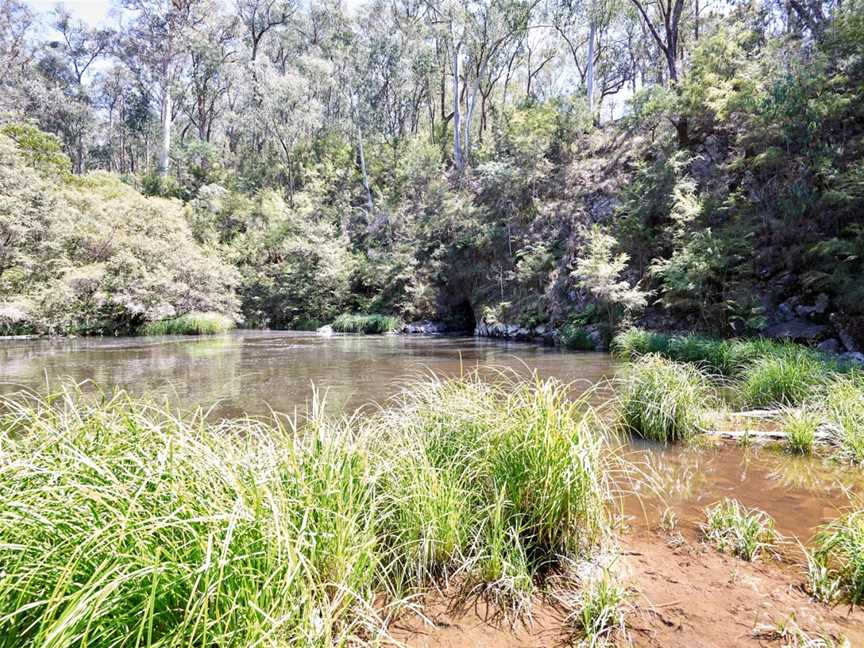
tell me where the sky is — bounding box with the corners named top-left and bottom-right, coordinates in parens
top-left (25, 0), bottom-right (115, 27)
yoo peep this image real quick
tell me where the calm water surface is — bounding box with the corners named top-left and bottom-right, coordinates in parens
top-left (0, 330), bottom-right (858, 540)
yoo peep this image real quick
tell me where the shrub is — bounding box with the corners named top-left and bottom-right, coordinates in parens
top-left (781, 409), bottom-right (819, 454)
top-left (617, 355), bottom-right (712, 443)
top-left (702, 498), bottom-right (778, 561)
top-left (332, 313), bottom-right (400, 334)
top-left (0, 375), bottom-right (617, 643)
top-left (812, 511), bottom-right (864, 604)
top-left (560, 323), bottom-right (596, 351)
top-left (140, 311), bottom-right (236, 336)
top-left (739, 352), bottom-right (830, 407)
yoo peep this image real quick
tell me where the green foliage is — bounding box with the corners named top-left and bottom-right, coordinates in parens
top-left (140, 312), bottom-right (235, 336)
top-left (702, 499), bottom-right (778, 561)
top-left (617, 355), bottom-right (711, 443)
top-left (812, 511), bottom-right (864, 604)
top-left (331, 313), bottom-right (400, 334)
top-left (560, 323), bottom-right (595, 351)
top-left (571, 226), bottom-right (648, 331)
top-left (0, 122), bottom-right (71, 179)
top-left (0, 133), bottom-right (238, 335)
top-left (0, 376), bottom-right (616, 643)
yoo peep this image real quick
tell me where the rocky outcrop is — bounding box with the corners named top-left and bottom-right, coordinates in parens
top-left (401, 320), bottom-right (462, 335)
top-left (474, 321), bottom-right (557, 345)
top-left (761, 319), bottom-right (830, 343)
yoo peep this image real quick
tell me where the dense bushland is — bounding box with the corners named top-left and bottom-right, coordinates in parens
top-left (0, 375), bottom-right (618, 645)
top-left (1, 0), bottom-right (863, 344)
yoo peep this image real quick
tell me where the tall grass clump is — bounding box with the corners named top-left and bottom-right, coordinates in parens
top-left (610, 327), bottom-right (670, 360)
top-left (701, 498), bottom-right (778, 561)
top-left (373, 374), bottom-right (617, 598)
top-left (331, 313), bottom-right (400, 334)
top-left (0, 373), bottom-right (618, 644)
top-left (738, 351), bottom-right (830, 408)
top-left (811, 511), bottom-right (864, 604)
top-left (781, 408), bottom-right (819, 454)
top-left (616, 355), bottom-right (712, 443)
top-left (140, 311), bottom-right (235, 335)
top-left (823, 376), bottom-right (864, 464)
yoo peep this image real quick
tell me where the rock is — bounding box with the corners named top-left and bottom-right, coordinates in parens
top-left (403, 320), bottom-right (449, 335)
top-left (841, 352), bottom-right (864, 365)
top-left (316, 325), bottom-right (333, 336)
top-left (584, 325), bottom-right (606, 351)
top-left (817, 338), bottom-right (841, 353)
top-left (762, 319), bottom-right (830, 342)
top-left (795, 293), bottom-right (829, 319)
top-left (777, 301), bottom-right (796, 322)
top-left (830, 313), bottom-right (860, 353)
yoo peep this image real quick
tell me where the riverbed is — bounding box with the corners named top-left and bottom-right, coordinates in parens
top-left (0, 330), bottom-right (858, 541)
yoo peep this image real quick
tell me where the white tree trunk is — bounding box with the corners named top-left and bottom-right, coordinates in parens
top-left (357, 124), bottom-right (374, 213)
top-left (159, 85), bottom-right (172, 176)
top-left (451, 39), bottom-right (464, 170)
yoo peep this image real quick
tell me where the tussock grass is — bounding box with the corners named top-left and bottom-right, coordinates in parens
top-left (0, 373), bottom-right (618, 644)
top-left (823, 376), bottom-right (864, 464)
top-left (616, 355), bottom-right (712, 443)
top-left (739, 352), bottom-right (830, 408)
top-left (701, 498), bottom-right (778, 561)
top-left (611, 328), bottom-right (846, 380)
top-left (811, 511), bottom-right (864, 604)
top-left (782, 409), bottom-right (819, 455)
top-left (564, 570), bottom-right (630, 646)
top-left (140, 311), bottom-right (235, 335)
top-left (610, 327), bottom-right (670, 360)
top-left (331, 313), bottom-right (400, 334)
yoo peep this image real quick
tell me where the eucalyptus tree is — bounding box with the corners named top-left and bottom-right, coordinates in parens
top-left (120, 0), bottom-right (212, 175)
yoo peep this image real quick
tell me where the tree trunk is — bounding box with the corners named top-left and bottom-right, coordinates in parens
top-left (159, 86), bottom-right (172, 177)
top-left (451, 40), bottom-right (464, 171)
top-left (586, 21), bottom-right (596, 113)
top-left (357, 125), bottom-right (374, 213)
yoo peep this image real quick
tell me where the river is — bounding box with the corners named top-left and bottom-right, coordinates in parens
top-left (0, 330), bottom-right (858, 541)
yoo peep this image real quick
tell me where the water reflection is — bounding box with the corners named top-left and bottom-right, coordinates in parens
top-left (0, 331), bottom-right (617, 418)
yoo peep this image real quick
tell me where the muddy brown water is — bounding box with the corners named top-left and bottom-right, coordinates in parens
top-left (0, 330), bottom-right (859, 541)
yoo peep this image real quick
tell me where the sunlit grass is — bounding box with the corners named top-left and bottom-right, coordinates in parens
top-left (701, 498), bottom-right (778, 561)
top-left (560, 567), bottom-right (630, 647)
top-left (331, 313), bottom-right (400, 334)
top-left (610, 327), bottom-right (670, 360)
top-left (140, 311), bottom-right (235, 335)
top-left (739, 352), bottom-right (830, 408)
top-left (781, 408), bottom-right (819, 455)
top-left (823, 376), bottom-right (864, 464)
top-left (0, 373), bottom-right (620, 645)
top-left (616, 355), bottom-right (712, 443)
